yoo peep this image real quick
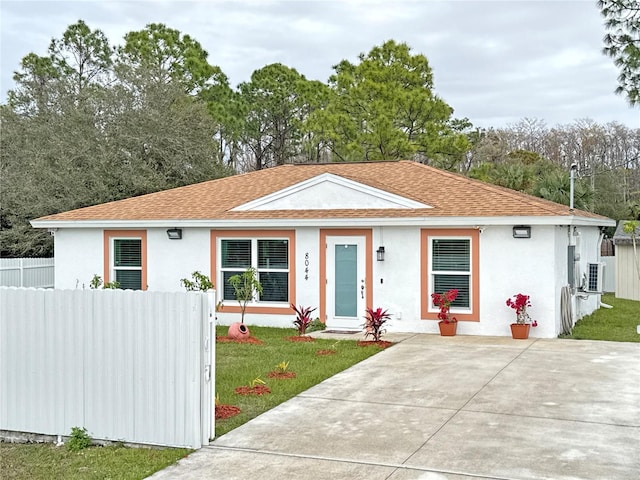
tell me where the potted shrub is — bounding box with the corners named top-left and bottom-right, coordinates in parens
top-left (431, 289), bottom-right (458, 336)
top-left (227, 267), bottom-right (263, 339)
top-left (506, 293), bottom-right (538, 339)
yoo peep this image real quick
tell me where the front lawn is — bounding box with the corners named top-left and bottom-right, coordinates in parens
top-left (562, 293), bottom-right (640, 342)
top-left (0, 442), bottom-right (191, 480)
top-left (214, 326), bottom-right (383, 437)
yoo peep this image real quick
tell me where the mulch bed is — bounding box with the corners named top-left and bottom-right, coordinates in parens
top-left (357, 340), bottom-right (393, 349)
top-left (267, 371), bottom-right (297, 379)
top-left (217, 336), bottom-right (264, 345)
top-left (285, 336), bottom-right (315, 342)
top-left (316, 349), bottom-right (337, 356)
top-left (215, 404), bottom-right (241, 420)
top-left (234, 385), bottom-right (271, 396)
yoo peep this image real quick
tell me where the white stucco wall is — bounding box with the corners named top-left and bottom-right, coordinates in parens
top-left (54, 229), bottom-right (103, 289)
top-left (54, 228), bottom-right (212, 292)
top-left (52, 223), bottom-right (606, 338)
top-left (476, 225), bottom-right (557, 338)
top-left (147, 228), bottom-right (212, 292)
top-left (371, 226), bottom-right (422, 332)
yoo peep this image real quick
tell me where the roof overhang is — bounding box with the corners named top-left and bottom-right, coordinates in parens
top-left (31, 215), bottom-right (616, 230)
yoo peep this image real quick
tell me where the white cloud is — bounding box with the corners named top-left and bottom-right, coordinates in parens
top-left (1, 0), bottom-right (637, 129)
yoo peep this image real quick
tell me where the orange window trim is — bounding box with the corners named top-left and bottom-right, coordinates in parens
top-left (210, 230), bottom-right (296, 315)
top-left (103, 230), bottom-right (148, 291)
top-left (420, 228), bottom-right (480, 322)
top-left (319, 228), bottom-right (373, 325)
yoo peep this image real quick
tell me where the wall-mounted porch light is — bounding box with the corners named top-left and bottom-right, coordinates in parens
top-left (513, 226), bottom-right (531, 239)
top-left (376, 246), bottom-right (385, 261)
top-left (166, 228), bottom-right (182, 240)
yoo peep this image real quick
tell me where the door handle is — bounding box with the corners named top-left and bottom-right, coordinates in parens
top-left (361, 279), bottom-right (365, 299)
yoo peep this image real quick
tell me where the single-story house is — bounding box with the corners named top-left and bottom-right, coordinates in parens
top-left (31, 160), bottom-right (615, 338)
top-left (613, 220), bottom-right (640, 301)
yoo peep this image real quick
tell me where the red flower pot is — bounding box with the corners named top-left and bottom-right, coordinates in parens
top-left (228, 322), bottom-right (250, 340)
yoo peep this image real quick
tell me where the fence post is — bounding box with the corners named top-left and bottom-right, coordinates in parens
top-left (204, 290), bottom-right (216, 442)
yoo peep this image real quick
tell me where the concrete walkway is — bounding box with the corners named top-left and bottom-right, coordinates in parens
top-left (149, 334), bottom-right (640, 480)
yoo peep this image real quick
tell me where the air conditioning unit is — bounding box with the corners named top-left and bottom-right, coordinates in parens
top-left (585, 262), bottom-right (604, 293)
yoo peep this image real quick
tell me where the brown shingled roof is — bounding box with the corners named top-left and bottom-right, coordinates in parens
top-left (33, 160), bottom-right (609, 222)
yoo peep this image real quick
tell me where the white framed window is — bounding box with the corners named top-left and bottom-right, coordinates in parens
top-left (220, 238), bottom-right (289, 303)
top-left (112, 238), bottom-right (143, 290)
top-left (429, 237), bottom-right (471, 311)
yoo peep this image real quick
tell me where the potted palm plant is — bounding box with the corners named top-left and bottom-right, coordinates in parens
top-left (506, 293), bottom-right (538, 339)
top-left (431, 289), bottom-right (458, 336)
top-left (227, 267), bottom-right (263, 339)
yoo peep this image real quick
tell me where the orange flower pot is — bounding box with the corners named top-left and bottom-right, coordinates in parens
top-left (510, 323), bottom-right (530, 339)
top-left (438, 321), bottom-right (457, 336)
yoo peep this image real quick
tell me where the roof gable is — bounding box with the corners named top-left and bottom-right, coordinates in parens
top-left (232, 173), bottom-right (431, 211)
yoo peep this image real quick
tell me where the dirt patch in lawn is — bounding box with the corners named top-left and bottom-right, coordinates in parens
top-left (215, 405), bottom-right (241, 420)
top-left (234, 385), bottom-right (271, 396)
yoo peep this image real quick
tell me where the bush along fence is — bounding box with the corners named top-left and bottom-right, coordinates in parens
top-left (0, 287), bottom-right (215, 449)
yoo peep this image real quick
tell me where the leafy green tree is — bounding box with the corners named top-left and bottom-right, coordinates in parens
top-left (118, 23), bottom-right (226, 95)
top-left (49, 20), bottom-right (113, 96)
top-left (8, 53), bottom-right (63, 115)
top-left (1, 22), bottom-right (232, 257)
top-left (599, 0), bottom-right (640, 105)
top-left (532, 170), bottom-right (594, 210)
top-left (236, 63), bottom-right (329, 170)
top-left (318, 40), bottom-right (469, 162)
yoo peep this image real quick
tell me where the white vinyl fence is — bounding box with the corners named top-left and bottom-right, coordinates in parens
top-left (0, 258), bottom-right (54, 288)
top-left (0, 287), bottom-right (215, 449)
top-left (602, 256), bottom-right (615, 293)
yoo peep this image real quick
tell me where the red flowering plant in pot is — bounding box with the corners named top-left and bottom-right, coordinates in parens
top-left (506, 293), bottom-right (538, 339)
top-left (431, 289), bottom-right (458, 336)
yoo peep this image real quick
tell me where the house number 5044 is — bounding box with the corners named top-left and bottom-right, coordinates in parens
top-left (305, 253), bottom-right (310, 280)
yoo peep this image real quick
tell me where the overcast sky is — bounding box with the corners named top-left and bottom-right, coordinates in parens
top-left (1, 0), bottom-right (638, 129)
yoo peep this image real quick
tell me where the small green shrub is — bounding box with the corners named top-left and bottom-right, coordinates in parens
top-left (66, 427), bottom-right (92, 452)
top-left (307, 318), bottom-right (325, 332)
top-left (89, 274), bottom-right (103, 289)
top-left (89, 274), bottom-right (120, 290)
top-left (180, 271), bottom-right (214, 291)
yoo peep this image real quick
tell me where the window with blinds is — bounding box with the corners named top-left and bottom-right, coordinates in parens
top-left (113, 239), bottom-right (142, 290)
top-left (431, 238), bottom-right (470, 309)
top-left (220, 238), bottom-right (289, 303)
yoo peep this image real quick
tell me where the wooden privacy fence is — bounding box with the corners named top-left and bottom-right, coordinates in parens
top-left (0, 287), bottom-right (215, 449)
top-left (0, 258), bottom-right (54, 288)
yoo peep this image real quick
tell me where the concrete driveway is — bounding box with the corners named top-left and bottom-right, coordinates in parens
top-left (149, 334), bottom-right (640, 480)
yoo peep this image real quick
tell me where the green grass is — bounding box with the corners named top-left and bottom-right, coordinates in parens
top-left (214, 326), bottom-right (383, 437)
top-left (1, 326), bottom-right (383, 479)
top-left (561, 294), bottom-right (640, 342)
top-left (0, 442), bottom-right (191, 480)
